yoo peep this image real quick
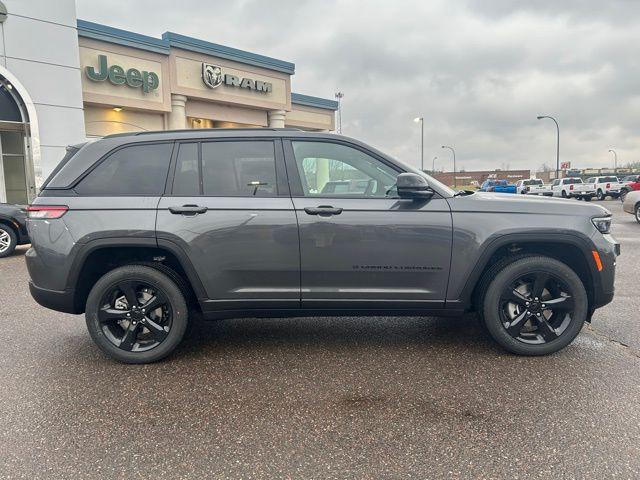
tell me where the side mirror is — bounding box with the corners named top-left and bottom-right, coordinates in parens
top-left (396, 173), bottom-right (434, 199)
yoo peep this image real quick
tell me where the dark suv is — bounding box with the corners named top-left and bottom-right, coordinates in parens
top-left (26, 129), bottom-right (619, 363)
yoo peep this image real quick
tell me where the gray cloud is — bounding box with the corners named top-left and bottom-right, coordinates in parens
top-left (77, 0), bottom-right (640, 171)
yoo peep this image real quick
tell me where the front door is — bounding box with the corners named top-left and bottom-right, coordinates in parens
top-left (156, 138), bottom-right (300, 312)
top-left (284, 139), bottom-right (453, 310)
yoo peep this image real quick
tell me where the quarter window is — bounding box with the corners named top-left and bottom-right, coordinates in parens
top-left (75, 143), bottom-right (172, 195)
top-left (291, 141), bottom-right (398, 197)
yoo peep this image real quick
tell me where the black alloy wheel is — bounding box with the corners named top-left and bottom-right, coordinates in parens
top-left (482, 256), bottom-right (587, 355)
top-left (86, 265), bottom-right (188, 363)
top-left (97, 280), bottom-right (172, 352)
top-left (499, 272), bottom-right (574, 344)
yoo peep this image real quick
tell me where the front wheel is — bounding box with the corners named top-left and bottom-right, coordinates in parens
top-left (482, 256), bottom-right (587, 355)
top-left (85, 265), bottom-right (189, 363)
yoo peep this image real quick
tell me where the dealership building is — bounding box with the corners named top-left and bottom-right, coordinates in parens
top-left (0, 0), bottom-right (337, 204)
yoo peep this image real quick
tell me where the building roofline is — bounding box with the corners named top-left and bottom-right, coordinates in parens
top-left (161, 32), bottom-right (295, 75)
top-left (76, 20), bottom-right (296, 75)
top-left (291, 92), bottom-right (339, 110)
top-left (77, 19), bottom-right (170, 55)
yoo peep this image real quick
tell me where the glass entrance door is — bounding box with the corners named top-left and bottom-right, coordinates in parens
top-left (0, 130), bottom-right (28, 204)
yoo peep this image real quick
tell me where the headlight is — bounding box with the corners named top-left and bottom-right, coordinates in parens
top-left (592, 216), bottom-right (611, 234)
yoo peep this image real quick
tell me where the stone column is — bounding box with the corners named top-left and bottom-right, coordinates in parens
top-left (267, 109), bottom-right (286, 128)
top-left (168, 94), bottom-right (187, 130)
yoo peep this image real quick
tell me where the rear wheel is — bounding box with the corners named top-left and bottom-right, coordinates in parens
top-left (482, 256), bottom-right (587, 355)
top-left (584, 195), bottom-right (592, 202)
top-left (597, 189), bottom-right (605, 201)
top-left (635, 204), bottom-right (640, 224)
top-left (0, 225), bottom-right (17, 258)
top-left (561, 190), bottom-right (567, 198)
top-left (85, 265), bottom-right (189, 363)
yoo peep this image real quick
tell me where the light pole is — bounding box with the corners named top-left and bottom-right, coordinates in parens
top-left (608, 149), bottom-right (617, 172)
top-left (441, 145), bottom-right (456, 188)
top-left (335, 92), bottom-right (344, 134)
top-left (432, 156), bottom-right (437, 173)
top-left (537, 115), bottom-right (560, 179)
top-left (414, 117), bottom-right (424, 171)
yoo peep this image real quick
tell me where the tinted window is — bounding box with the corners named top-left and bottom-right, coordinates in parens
top-left (291, 141), bottom-right (398, 197)
top-left (201, 141), bottom-right (277, 197)
top-left (602, 176), bottom-right (618, 183)
top-left (524, 179), bottom-right (543, 186)
top-left (75, 143), bottom-right (172, 195)
top-left (172, 143), bottom-right (199, 196)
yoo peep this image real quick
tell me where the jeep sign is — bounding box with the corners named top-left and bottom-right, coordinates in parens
top-left (201, 63), bottom-right (272, 93)
top-left (86, 55), bottom-right (159, 93)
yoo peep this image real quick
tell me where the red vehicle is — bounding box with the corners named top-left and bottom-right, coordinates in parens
top-left (620, 174), bottom-right (640, 202)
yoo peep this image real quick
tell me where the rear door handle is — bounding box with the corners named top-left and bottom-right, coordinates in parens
top-left (304, 205), bottom-right (343, 216)
top-left (168, 204), bottom-right (208, 216)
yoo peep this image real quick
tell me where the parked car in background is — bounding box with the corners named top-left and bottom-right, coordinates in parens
top-left (0, 203), bottom-right (30, 258)
top-left (620, 174), bottom-right (639, 186)
top-left (585, 176), bottom-right (623, 201)
top-left (479, 179), bottom-right (516, 193)
top-left (515, 178), bottom-right (550, 196)
top-left (25, 129), bottom-right (618, 363)
top-left (619, 175), bottom-right (640, 202)
top-left (551, 178), bottom-right (595, 200)
top-left (622, 190), bottom-right (640, 223)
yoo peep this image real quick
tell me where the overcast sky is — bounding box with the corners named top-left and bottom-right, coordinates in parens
top-left (76, 0), bottom-right (640, 172)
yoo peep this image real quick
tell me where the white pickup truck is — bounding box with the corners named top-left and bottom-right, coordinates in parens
top-left (551, 177), bottom-right (595, 200)
top-left (584, 176), bottom-right (623, 200)
top-left (515, 178), bottom-right (551, 196)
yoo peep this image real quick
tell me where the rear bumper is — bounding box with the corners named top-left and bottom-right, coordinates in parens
top-left (29, 282), bottom-right (79, 314)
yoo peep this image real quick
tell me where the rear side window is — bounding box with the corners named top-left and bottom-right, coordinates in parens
top-left (602, 176), bottom-right (618, 183)
top-left (524, 179), bottom-right (542, 186)
top-left (75, 143), bottom-right (172, 195)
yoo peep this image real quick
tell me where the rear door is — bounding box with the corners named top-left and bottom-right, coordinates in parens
top-left (283, 139), bottom-right (453, 310)
top-left (156, 138), bottom-right (300, 311)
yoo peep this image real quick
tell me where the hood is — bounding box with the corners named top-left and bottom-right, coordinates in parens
top-left (449, 191), bottom-right (610, 217)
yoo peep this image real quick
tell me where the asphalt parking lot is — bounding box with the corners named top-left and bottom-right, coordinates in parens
top-left (0, 200), bottom-right (638, 479)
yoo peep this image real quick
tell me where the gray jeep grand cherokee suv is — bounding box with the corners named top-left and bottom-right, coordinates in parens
top-left (26, 129), bottom-right (619, 363)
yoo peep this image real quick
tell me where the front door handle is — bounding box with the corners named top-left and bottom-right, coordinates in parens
top-left (304, 205), bottom-right (343, 216)
top-left (168, 204), bottom-right (208, 216)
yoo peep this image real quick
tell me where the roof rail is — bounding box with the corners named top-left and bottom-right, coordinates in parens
top-left (103, 127), bottom-right (303, 139)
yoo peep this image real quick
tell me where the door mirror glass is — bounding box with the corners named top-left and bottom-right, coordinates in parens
top-left (396, 173), bottom-right (434, 199)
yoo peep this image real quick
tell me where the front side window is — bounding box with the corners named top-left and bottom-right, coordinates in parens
top-left (291, 141), bottom-right (398, 197)
top-left (75, 143), bottom-right (172, 195)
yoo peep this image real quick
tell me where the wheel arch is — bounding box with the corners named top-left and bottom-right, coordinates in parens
top-left (457, 233), bottom-right (600, 313)
top-left (68, 238), bottom-right (206, 314)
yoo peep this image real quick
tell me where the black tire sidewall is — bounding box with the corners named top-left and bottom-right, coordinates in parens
top-left (482, 256), bottom-right (588, 356)
top-left (635, 205), bottom-right (640, 224)
top-left (0, 225), bottom-right (17, 258)
top-left (85, 265), bottom-right (189, 363)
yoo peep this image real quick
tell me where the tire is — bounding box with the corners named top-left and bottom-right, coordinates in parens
top-left (635, 204), bottom-right (640, 224)
top-left (85, 265), bottom-right (189, 363)
top-left (482, 256), bottom-right (588, 356)
top-left (561, 190), bottom-right (567, 198)
top-left (0, 225), bottom-right (17, 258)
top-left (596, 190), bottom-right (605, 201)
top-left (584, 196), bottom-right (592, 202)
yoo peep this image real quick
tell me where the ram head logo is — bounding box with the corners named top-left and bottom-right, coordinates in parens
top-left (202, 63), bottom-right (223, 89)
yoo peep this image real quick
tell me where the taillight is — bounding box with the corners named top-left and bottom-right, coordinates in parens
top-left (606, 183), bottom-right (610, 189)
top-left (27, 205), bottom-right (68, 219)
top-left (570, 184), bottom-right (574, 191)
